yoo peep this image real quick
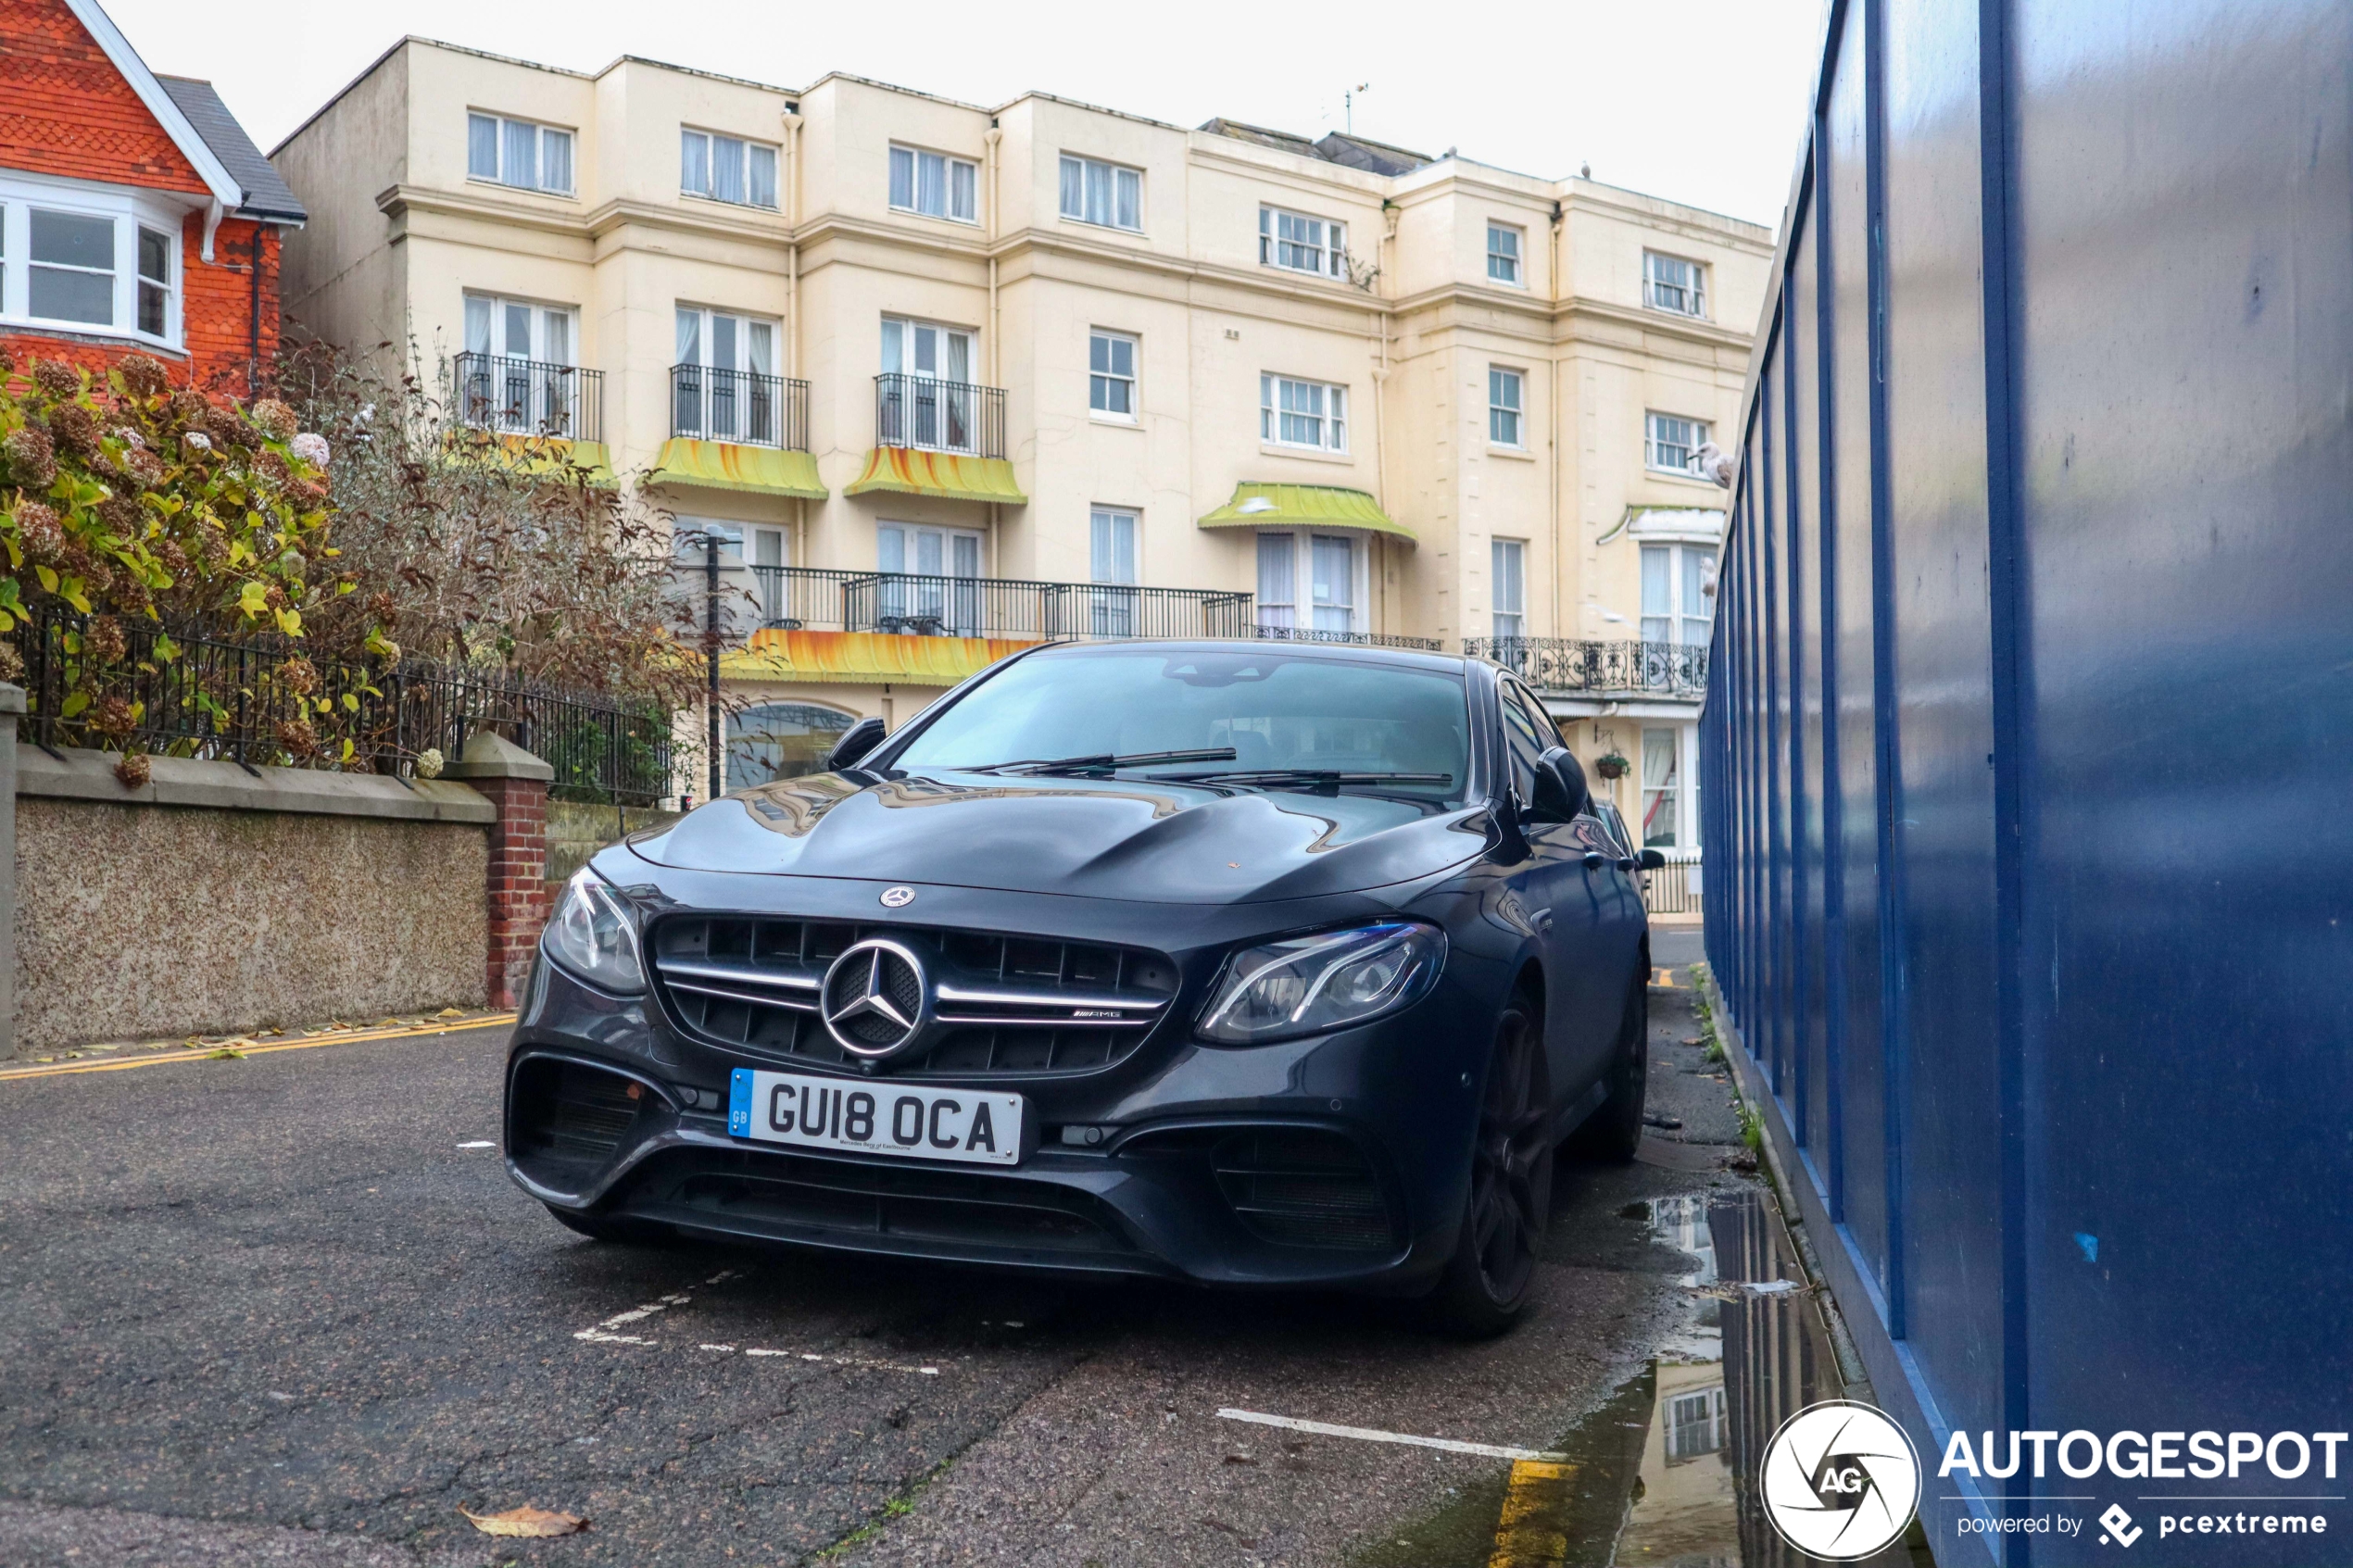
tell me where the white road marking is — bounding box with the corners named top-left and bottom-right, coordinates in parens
top-left (1215, 1409), bottom-right (1567, 1463)
top-left (573, 1291), bottom-right (692, 1344)
top-left (698, 1343), bottom-right (737, 1353)
top-left (456, 1140), bottom-right (496, 1149)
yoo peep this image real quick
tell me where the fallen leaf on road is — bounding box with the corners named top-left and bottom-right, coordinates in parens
top-left (435, 1007), bottom-right (466, 1019)
top-left (459, 1504), bottom-right (588, 1537)
top-left (208, 1047), bottom-right (245, 1060)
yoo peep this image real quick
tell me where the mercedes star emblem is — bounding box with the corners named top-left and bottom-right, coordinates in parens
top-left (879, 885), bottom-right (916, 909)
top-left (820, 937), bottom-right (931, 1060)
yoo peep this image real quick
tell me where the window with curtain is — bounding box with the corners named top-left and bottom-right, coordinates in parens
top-left (1088, 330), bottom-right (1137, 419)
top-left (1058, 155), bottom-right (1142, 231)
top-left (1258, 206), bottom-right (1347, 278)
top-left (1309, 535), bottom-right (1356, 633)
top-left (1642, 726), bottom-right (1680, 847)
top-left (1645, 411), bottom-right (1708, 474)
top-left (682, 129), bottom-right (778, 208)
top-left (1486, 223), bottom-right (1524, 284)
top-left (466, 112), bottom-right (573, 194)
top-left (1089, 508), bottom-right (1139, 635)
top-left (1491, 539), bottom-right (1526, 640)
top-left (1255, 533), bottom-right (1297, 630)
top-left (1260, 374), bottom-right (1348, 452)
top-left (1640, 542), bottom-right (1718, 645)
top-left (890, 144), bottom-right (978, 222)
top-left (1489, 366), bottom-right (1524, 446)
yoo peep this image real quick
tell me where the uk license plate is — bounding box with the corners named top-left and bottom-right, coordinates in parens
top-left (726, 1069), bottom-right (1025, 1167)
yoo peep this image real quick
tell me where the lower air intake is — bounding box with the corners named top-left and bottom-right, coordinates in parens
top-left (1213, 1129), bottom-right (1395, 1252)
top-left (510, 1059), bottom-right (647, 1176)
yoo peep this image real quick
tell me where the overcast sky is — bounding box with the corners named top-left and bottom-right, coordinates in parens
top-left (103, 0), bottom-right (1823, 232)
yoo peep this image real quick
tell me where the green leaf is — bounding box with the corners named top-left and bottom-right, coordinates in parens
top-left (238, 580), bottom-right (269, 615)
top-left (60, 692), bottom-right (88, 719)
top-left (153, 633), bottom-right (181, 662)
top-left (341, 692), bottom-right (359, 711)
top-left (274, 607), bottom-right (302, 637)
top-left (61, 586), bottom-right (91, 614)
top-left (34, 564), bottom-right (57, 594)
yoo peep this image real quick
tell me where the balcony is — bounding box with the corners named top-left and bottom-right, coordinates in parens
top-left (874, 372), bottom-right (1007, 459)
top-left (740, 566), bottom-right (1251, 641)
top-left (1464, 636), bottom-right (1709, 698)
top-left (672, 364), bottom-right (810, 450)
top-left (454, 352), bottom-right (602, 442)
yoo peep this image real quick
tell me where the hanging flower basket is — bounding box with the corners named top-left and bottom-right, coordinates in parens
top-left (1594, 750), bottom-right (1631, 781)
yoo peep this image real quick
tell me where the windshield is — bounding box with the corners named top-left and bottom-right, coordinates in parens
top-left (892, 648), bottom-right (1472, 803)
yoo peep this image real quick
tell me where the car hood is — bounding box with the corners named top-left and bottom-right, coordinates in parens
top-left (623, 769), bottom-right (1491, 904)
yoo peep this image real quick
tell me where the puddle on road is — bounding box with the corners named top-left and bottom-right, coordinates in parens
top-left (1354, 1189), bottom-right (1906, 1568)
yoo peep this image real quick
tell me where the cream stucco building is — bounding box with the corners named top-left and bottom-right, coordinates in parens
top-left (274, 40), bottom-right (1770, 852)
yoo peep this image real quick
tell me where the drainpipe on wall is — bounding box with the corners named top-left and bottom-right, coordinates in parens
top-left (987, 122), bottom-right (1002, 571)
top-left (1373, 199), bottom-right (1398, 633)
top-left (248, 221), bottom-right (263, 395)
top-left (1548, 197), bottom-right (1564, 641)
top-left (785, 102), bottom-right (805, 565)
top-left (706, 530), bottom-right (722, 799)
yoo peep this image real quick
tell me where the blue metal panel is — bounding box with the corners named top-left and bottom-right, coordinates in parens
top-left (1704, 1), bottom-right (2353, 1562)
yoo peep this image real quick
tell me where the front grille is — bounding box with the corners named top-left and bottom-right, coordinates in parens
top-left (650, 916), bottom-right (1178, 1079)
top-left (1213, 1129), bottom-right (1395, 1252)
top-left (639, 1148), bottom-right (1131, 1256)
top-left (511, 1059), bottom-right (648, 1171)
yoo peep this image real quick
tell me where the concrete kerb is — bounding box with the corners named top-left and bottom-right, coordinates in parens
top-left (0, 684), bottom-right (21, 1060)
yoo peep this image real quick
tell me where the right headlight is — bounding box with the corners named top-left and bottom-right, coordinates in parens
top-left (542, 868), bottom-right (647, 994)
top-left (1196, 921), bottom-right (1446, 1045)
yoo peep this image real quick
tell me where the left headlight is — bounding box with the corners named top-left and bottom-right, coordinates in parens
top-left (542, 868), bottom-right (647, 994)
top-left (1196, 921), bottom-right (1446, 1045)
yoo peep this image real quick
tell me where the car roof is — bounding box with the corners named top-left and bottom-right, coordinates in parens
top-left (1024, 638), bottom-right (1475, 676)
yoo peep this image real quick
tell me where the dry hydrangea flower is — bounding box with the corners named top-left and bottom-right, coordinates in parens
top-left (290, 433), bottom-right (330, 467)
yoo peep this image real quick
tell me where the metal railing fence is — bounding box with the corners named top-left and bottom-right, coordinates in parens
top-left (874, 372), bottom-right (1007, 458)
top-left (671, 365), bottom-right (810, 450)
top-left (1464, 635), bottom-right (1710, 696)
top-left (19, 605), bottom-right (673, 806)
top-left (453, 352), bottom-right (603, 442)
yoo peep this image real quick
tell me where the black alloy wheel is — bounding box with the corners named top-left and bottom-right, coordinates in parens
top-left (1428, 998), bottom-right (1554, 1336)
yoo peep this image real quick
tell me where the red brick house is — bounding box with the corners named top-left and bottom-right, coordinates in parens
top-left (0, 0), bottom-right (305, 391)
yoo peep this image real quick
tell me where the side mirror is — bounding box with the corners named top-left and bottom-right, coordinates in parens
top-left (824, 715), bottom-right (887, 772)
top-left (1529, 746), bottom-right (1592, 823)
top-left (1636, 848), bottom-right (1668, 871)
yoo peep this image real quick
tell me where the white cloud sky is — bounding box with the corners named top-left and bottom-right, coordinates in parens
top-left (103, 0), bottom-right (1823, 232)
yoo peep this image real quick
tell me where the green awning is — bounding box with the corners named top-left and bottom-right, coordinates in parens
top-left (844, 446), bottom-right (1027, 505)
top-left (1197, 483), bottom-right (1413, 544)
top-left (651, 437), bottom-right (827, 499)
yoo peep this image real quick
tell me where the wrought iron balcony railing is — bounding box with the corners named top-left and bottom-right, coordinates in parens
top-left (735, 566), bottom-right (1250, 641)
top-left (454, 353), bottom-right (603, 442)
top-left (874, 372), bottom-right (1007, 459)
top-left (1249, 624), bottom-right (1445, 653)
top-left (672, 364), bottom-right (810, 449)
top-left (1463, 636), bottom-right (1710, 697)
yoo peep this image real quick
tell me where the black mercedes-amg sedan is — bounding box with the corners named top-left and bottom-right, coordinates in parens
top-left (506, 640), bottom-right (1661, 1334)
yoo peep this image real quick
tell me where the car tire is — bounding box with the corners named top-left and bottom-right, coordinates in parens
top-left (546, 1205), bottom-right (663, 1244)
top-left (1568, 969), bottom-right (1648, 1164)
top-left (1426, 997), bottom-right (1554, 1338)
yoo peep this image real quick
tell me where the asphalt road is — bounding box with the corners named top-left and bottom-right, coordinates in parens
top-left (0, 958), bottom-right (1754, 1568)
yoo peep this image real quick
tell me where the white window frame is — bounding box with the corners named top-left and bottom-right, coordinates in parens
top-left (889, 144), bottom-right (979, 224)
top-left (1090, 508), bottom-right (1139, 586)
top-left (1058, 154), bottom-right (1143, 232)
top-left (0, 174), bottom-right (183, 348)
top-left (1260, 373), bottom-right (1349, 454)
top-left (466, 111), bottom-right (574, 196)
top-left (675, 306), bottom-right (777, 374)
top-left (1643, 250), bottom-right (1708, 318)
top-left (1486, 222), bottom-right (1525, 286)
top-left (1640, 723), bottom-right (1704, 852)
top-left (1640, 540), bottom-right (1718, 648)
top-left (1088, 329), bottom-right (1138, 421)
top-left (463, 293), bottom-right (577, 364)
top-left (1488, 365), bottom-right (1525, 448)
top-left (1258, 205), bottom-right (1348, 279)
top-left (459, 293), bottom-right (581, 433)
top-left (1645, 410), bottom-right (1710, 476)
top-left (1254, 530), bottom-right (1368, 635)
top-left (681, 127), bottom-right (779, 209)
top-left (1491, 538), bottom-right (1526, 641)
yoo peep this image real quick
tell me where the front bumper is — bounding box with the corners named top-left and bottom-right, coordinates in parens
top-left (504, 880), bottom-right (1509, 1291)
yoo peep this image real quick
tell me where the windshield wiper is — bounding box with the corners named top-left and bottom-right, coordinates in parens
top-left (967, 746), bottom-right (1238, 777)
top-left (1146, 768), bottom-right (1454, 794)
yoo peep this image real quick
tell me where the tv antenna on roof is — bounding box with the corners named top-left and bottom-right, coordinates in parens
top-left (1345, 82), bottom-right (1369, 134)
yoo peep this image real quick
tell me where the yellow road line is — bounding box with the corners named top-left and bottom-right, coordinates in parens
top-left (0, 1014), bottom-right (518, 1082)
top-left (1488, 1458), bottom-right (1578, 1568)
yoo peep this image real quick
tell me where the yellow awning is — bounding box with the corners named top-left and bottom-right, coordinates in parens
top-left (651, 438), bottom-right (827, 499)
top-left (445, 432), bottom-right (615, 487)
top-left (1197, 483), bottom-right (1412, 543)
top-left (720, 628), bottom-right (1039, 686)
top-left (845, 447), bottom-right (1026, 505)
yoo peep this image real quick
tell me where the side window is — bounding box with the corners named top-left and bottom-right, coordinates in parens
top-left (1498, 684), bottom-right (1547, 804)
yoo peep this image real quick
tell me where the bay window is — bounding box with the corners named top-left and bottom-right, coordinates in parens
top-left (0, 179), bottom-right (181, 346)
top-left (1640, 541), bottom-right (1718, 646)
top-left (1256, 531), bottom-right (1365, 635)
